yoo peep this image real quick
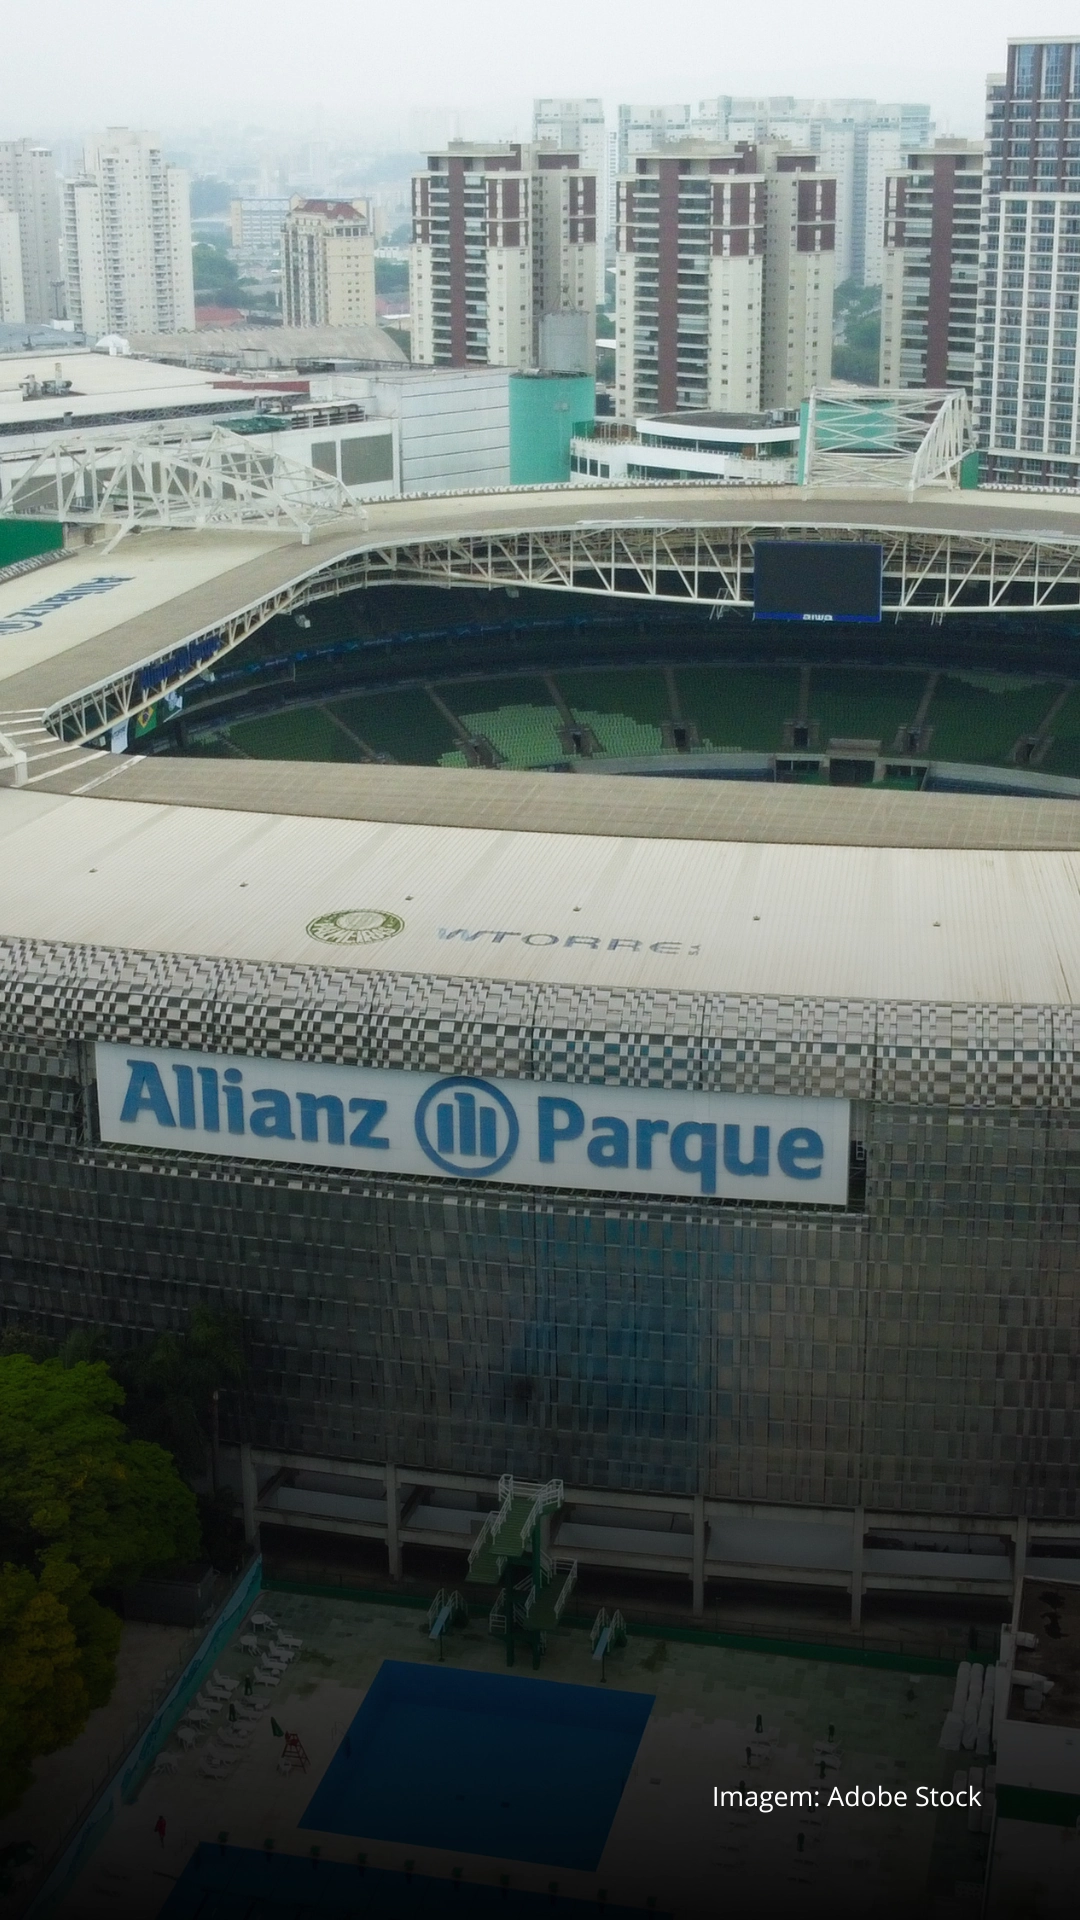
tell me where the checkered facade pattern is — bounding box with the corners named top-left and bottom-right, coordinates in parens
top-left (0, 934), bottom-right (1076, 1518)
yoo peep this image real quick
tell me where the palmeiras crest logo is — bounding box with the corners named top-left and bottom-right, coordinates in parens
top-left (306, 908), bottom-right (404, 946)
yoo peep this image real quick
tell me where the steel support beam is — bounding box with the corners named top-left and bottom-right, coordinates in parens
top-left (37, 520), bottom-right (1080, 752)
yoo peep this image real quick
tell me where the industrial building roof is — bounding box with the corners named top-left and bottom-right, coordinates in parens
top-left (0, 348), bottom-right (243, 434)
top-left (128, 325), bottom-right (408, 367)
top-left (2, 783), bottom-right (1080, 1004)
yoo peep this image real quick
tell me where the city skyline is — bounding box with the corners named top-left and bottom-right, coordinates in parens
top-left (0, 0), bottom-right (1074, 143)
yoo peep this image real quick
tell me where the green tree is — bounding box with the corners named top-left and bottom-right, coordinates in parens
top-left (375, 258), bottom-right (409, 298)
top-left (116, 1308), bottom-right (246, 1485)
top-left (0, 1356), bottom-right (199, 1589)
top-left (190, 176), bottom-right (236, 218)
top-left (0, 1356), bottom-right (198, 1813)
top-left (192, 242), bottom-right (242, 301)
top-left (832, 277), bottom-right (882, 386)
top-left (0, 1563), bottom-right (86, 1815)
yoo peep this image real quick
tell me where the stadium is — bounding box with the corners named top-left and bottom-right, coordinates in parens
top-left (2, 449), bottom-right (1080, 1641)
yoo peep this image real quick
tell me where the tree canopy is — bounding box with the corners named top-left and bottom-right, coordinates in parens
top-left (192, 242), bottom-right (243, 302)
top-left (0, 1356), bottom-right (200, 1589)
top-left (0, 1355), bottom-right (199, 1813)
top-left (116, 1306), bottom-right (246, 1484)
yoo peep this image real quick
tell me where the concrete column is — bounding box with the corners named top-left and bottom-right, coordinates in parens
top-left (692, 1494), bottom-right (706, 1618)
top-left (1011, 1515), bottom-right (1028, 1628)
top-left (850, 1505), bottom-right (864, 1629)
top-left (386, 1461), bottom-right (401, 1580)
top-left (240, 1443), bottom-right (258, 1547)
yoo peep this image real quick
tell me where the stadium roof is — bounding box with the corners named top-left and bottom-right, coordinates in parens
top-left (69, 759), bottom-right (1080, 855)
top-left (4, 480), bottom-right (1080, 1001)
top-left (0, 530), bottom-right (291, 700)
top-left (4, 482), bottom-right (1080, 721)
top-left (3, 782), bottom-right (1080, 1005)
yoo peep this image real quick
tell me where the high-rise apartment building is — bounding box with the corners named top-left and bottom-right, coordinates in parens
top-left (614, 143), bottom-right (835, 419)
top-left (281, 198), bottom-right (375, 328)
top-left (533, 100), bottom-right (607, 302)
top-left (0, 199), bottom-right (26, 323)
top-left (692, 98), bottom-right (931, 286)
top-left (410, 143), bottom-right (596, 371)
top-left (762, 154), bottom-right (838, 406)
top-left (974, 38), bottom-right (1080, 488)
top-left (0, 140), bottom-right (62, 321)
top-left (63, 130), bottom-right (194, 338)
top-left (880, 141), bottom-right (984, 392)
top-left (230, 196), bottom-right (290, 258)
top-left (617, 105), bottom-right (694, 178)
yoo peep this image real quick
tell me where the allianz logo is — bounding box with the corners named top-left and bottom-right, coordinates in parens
top-left (117, 1060), bottom-right (827, 1195)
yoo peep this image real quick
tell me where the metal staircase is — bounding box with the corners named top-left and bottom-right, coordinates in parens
top-left (467, 1474), bottom-right (576, 1667)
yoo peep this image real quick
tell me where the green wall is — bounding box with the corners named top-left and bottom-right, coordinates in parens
top-left (0, 521), bottom-right (63, 567)
top-left (509, 373), bottom-right (595, 486)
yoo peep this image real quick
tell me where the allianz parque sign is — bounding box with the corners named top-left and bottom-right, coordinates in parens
top-left (95, 1044), bottom-right (851, 1207)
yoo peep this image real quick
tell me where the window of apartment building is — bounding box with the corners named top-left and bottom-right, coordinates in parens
top-left (1014, 47), bottom-right (1037, 98)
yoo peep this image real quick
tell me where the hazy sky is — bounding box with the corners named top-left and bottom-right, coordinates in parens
top-left (1, 0), bottom-right (1072, 144)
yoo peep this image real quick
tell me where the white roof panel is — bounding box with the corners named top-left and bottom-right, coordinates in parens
top-left (0, 348), bottom-right (232, 429)
top-left (0, 532), bottom-right (290, 688)
top-left (1, 787), bottom-right (1079, 1006)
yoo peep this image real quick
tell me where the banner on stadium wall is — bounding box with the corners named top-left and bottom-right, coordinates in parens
top-left (94, 1043), bottom-right (851, 1208)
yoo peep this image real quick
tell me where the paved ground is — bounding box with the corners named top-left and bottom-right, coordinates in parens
top-left (51, 1593), bottom-right (974, 1919)
top-left (0, 1621), bottom-right (192, 1878)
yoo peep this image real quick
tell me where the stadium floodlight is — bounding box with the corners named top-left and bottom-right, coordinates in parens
top-left (0, 426), bottom-right (366, 546)
top-left (801, 388), bottom-right (974, 496)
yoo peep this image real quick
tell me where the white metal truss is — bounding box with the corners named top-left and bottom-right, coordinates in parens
top-left (802, 388), bottom-right (974, 494)
top-left (36, 516), bottom-right (1080, 751)
top-left (0, 427), bottom-right (365, 545)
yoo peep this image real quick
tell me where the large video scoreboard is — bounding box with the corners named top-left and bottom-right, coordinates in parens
top-left (753, 540), bottom-right (883, 624)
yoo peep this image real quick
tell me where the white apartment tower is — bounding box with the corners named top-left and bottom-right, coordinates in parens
top-left (63, 130), bottom-right (194, 337)
top-left (0, 200), bottom-right (26, 323)
top-left (974, 38), bottom-right (1080, 489)
top-left (615, 144), bottom-right (835, 420)
top-left (762, 154), bottom-right (837, 406)
top-left (0, 140), bottom-right (62, 321)
top-left (281, 199), bottom-right (375, 328)
top-left (230, 197), bottom-right (290, 258)
top-left (533, 100), bottom-right (607, 300)
top-left (880, 141), bottom-right (984, 392)
top-left (410, 143), bottom-right (596, 370)
top-left (690, 98), bottom-right (931, 285)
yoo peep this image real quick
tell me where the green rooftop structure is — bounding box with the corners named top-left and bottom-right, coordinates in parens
top-left (509, 372), bottom-right (595, 486)
top-left (466, 1475), bottom-right (577, 1667)
top-left (0, 519), bottom-right (62, 568)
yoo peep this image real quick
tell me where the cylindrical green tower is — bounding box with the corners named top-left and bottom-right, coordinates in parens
top-left (509, 372), bottom-right (596, 486)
